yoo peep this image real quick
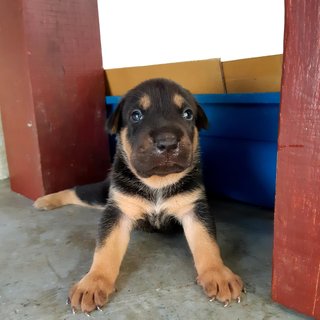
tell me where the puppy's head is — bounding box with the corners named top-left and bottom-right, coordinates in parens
top-left (107, 78), bottom-right (208, 179)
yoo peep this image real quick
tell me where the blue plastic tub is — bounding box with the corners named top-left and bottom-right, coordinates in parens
top-left (106, 92), bottom-right (280, 208)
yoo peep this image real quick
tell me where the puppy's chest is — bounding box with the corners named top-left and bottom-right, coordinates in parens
top-left (147, 190), bottom-right (168, 228)
top-left (153, 189), bottom-right (165, 213)
top-left (145, 189), bottom-right (198, 229)
top-left (112, 187), bottom-right (201, 228)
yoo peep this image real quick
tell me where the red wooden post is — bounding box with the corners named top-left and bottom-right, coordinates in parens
top-left (0, 0), bottom-right (110, 200)
top-left (272, 1), bottom-right (320, 318)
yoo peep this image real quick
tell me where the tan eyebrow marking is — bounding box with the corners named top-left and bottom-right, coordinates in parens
top-left (173, 93), bottom-right (185, 108)
top-left (139, 94), bottom-right (151, 110)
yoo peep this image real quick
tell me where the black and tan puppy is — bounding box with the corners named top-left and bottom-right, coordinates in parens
top-left (34, 78), bottom-right (243, 314)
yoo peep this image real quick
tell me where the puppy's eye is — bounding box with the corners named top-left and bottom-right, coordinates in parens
top-left (130, 109), bottom-right (144, 123)
top-left (182, 108), bottom-right (193, 121)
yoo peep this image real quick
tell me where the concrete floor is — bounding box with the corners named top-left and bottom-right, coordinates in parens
top-left (0, 179), bottom-right (312, 320)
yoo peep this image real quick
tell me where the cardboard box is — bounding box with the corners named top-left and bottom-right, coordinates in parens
top-left (105, 55), bottom-right (283, 95)
top-left (105, 59), bottom-right (226, 95)
top-left (222, 54), bottom-right (283, 93)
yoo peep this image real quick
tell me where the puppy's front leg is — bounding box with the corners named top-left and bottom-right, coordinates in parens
top-left (182, 201), bottom-right (243, 305)
top-left (69, 204), bottom-right (133, 313)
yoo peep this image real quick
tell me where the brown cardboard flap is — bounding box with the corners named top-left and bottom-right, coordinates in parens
top-left (222, 54), bottom-right (283, 93)
top-left (105, 59), bottom-right (225, 95)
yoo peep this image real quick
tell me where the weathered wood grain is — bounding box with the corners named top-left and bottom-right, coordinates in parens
top-left (0, 0), bottom-right (110, 199)
top-left (272, 1), bottom-right (320, 318)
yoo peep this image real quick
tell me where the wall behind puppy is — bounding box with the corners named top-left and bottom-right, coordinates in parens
top-left (98, 0), bottom-right (284, 69)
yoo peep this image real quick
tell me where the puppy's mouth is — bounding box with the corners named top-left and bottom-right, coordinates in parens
top-left (131, 153), bottom-right (192, 178)
top-left (145, 162), bottom-right (187, 177)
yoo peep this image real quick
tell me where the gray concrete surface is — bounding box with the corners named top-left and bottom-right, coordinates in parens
top-left (0, 179), bottom-right (311, 320)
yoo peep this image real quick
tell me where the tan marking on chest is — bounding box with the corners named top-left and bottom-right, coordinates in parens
top-left (162, 188), bottom-right (204, 219)
top-left (110, 188), bottom-right (152, 220)
top-left (111, 187), bottom-right (203, 225)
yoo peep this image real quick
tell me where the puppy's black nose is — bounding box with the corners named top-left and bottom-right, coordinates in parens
top-left (155, 132), bottom-right (179, 152)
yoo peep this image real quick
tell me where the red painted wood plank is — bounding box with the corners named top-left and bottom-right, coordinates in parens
top-left (0, 0), bottom-right (110, 199)
top-left (0, 0), bottom-right (45, 198)
top-left (272, 1), bottom-right (320, 318)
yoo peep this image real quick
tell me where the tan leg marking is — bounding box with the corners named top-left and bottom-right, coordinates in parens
top-left (182, 212), bottom-right (243, 303)
top-left (33, 189), bottom-right (103, 211)
top-left (69, 215), bottom-right (133, 313)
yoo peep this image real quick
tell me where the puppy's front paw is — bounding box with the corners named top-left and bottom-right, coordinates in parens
top-left (197, 266), bottom-right (243, 306)
top-left (69, 272), bottom-right (115, 314)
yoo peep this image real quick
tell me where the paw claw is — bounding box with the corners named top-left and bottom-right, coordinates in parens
top-left (69, 272), bottom-right (114, 315)
top-left (237, 296), bottom-right (241, 303)
top-left (72, 307), bottom-right (76, 315)
top-left (198, 266), bottom-right (244, 306)
top-left (209, 297), bottom-right (216, 302)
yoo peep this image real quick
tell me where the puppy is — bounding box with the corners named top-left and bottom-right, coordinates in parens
top-left (34, 78), bottom-right (243, 314)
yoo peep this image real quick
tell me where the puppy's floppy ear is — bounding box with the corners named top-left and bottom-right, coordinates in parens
top-left (106, 98), bottom-right (125, 134)
top-left (195, 102), bottom-right (209, 130)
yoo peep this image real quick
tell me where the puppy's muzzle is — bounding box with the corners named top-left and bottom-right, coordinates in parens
top-left (154, 132), bottom-right (179, 153)
top-left (131, 126), bottom-right (192, 177)
top-left (151, 127), bottom-right (182, 155)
